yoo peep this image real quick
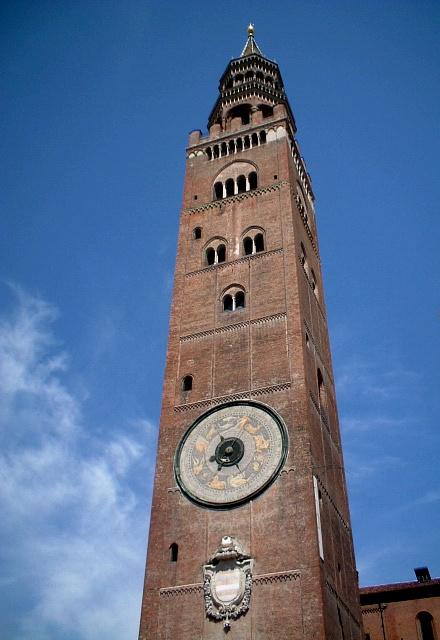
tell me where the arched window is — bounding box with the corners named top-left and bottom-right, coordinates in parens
top-left (251, 132), bottom-right (259, 147)
top-left (223, 294), bottom-right (233, 311)
top-left (237, 175), bottom-right (246, 194)
top-left (235, 291), bottom-right (245, 309)
top-left (214, 182), bottom-right (223, 200)
top-left (254, 233), bottom-right (264, 252)
top-left (193, 227), bottom-right (202, 240)
top-left (182, 375), bottom-right (193, 392)
top-left (170, 543), bottom-right (178, 563)
top-left (225, 178), bottom-right (235, 197)
top-left (221, 142), bottom-right (227, 157)
top-left (243, 236), bottom-right (253, 256)
top-left (236, 138), bottom-right (243, 152)
top-left (265, 76), bottom-right (273, 86)
top-left (213, 145), bottom-right (219, 159)
top-left (259, 130), bottom-right (267, 144)
top-left (228, 140), bottom-right (235, 154)
top-left (222, 288), bottom-right (245, 312)
top-left (206, 147), bottom-right (212, 160)
top-left (206, 247), bottom-right (216, 265)
top-left (256, 71), bottom-right (264, 81)
top-left (242, 228), bottom-right (265, 256)
top-left (235, 74), bottom-right (244, 84)
top-left (245, 71), bottom-right (253, 81)
top-left (217, 244), bottom-right (226, 263)
top-left (205, 239), bottom-right (227, 266)
top-left (417, 612), bottom-right (436, 640)
top-left (244, 136), bottom-right (250, 149)
top-left (248, 171), bottom-right (258, 190)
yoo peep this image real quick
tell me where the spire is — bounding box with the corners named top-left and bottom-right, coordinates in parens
top-left (240, 23), bottom-right (263, 57)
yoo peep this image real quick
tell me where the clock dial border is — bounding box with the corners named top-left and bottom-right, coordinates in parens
top-left (174, 400), bottom-right (288, 509)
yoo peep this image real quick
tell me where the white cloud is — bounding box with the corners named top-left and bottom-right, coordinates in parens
top-left (0, 285), bottom-right (156, 640)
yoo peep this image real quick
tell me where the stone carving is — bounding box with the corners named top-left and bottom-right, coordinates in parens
top-left (203, 536), bottom-right (253, 629)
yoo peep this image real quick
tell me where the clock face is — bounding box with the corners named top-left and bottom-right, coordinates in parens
top-left (174, 401), bottom-right (288, 508)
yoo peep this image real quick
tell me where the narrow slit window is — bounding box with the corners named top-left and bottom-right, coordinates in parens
top-left (193, 227), bottom-right (202, 240)
top-left (206, 247), bottom-right (216, 265)
top-left (170, 543), bottom-right (178, 563)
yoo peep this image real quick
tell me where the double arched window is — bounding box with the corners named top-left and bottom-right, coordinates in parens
top-left (222, 286), bottom-right (246, 312)
top-left (205, 238), bottom-right (227, 266)
top-left (243, 228), bottom-right (265, 255)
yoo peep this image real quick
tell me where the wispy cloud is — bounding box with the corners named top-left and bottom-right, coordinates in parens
top-left (0, 285), bottom-right (156, 640)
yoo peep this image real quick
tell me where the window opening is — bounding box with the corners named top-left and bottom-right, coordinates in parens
top-left (244, 136), bottom-right (250, 149)
top-left (248, 171), bottom-right (258, 190)
top-left (235, 291), bottom-right (245, 309)
top-left (193, 227), bottom-right (202, 240)
top-left (254, 233), bottom-right (264, 252)
top-left (260, 130), bottom-right (267, 144)
top-left (237, 175), bottom-right (246, 194)
top-left (417, 612), bottom-right (435, 640)
top-left (170, 543), bottom-right (178, 563)
top-left (228, 140), bottom-right (235, 154)
top-left (214, 182), bottom-right (223, 200)
top-left (251, 133), bottom-right (259, 147)
top-left (225, 178), bottom-right (235, 197)
top-left (223, 294), bottom-right (233, 312)
top-left (243, 237), bottom-right (253, 256)
top-left (236, 138), bottom-right (243, 152)
top-left (206, 147), bottom-right (212, 160)
top-left (221, 142), bottom-right (227, 157)
top-left (213, 145), bottom-right (219, 159)
top-left (206, 247), bottom-right (216, 265)
top-left (182, 376), bottom-right (193, 392)
top-left (217, 244), bottom-right (226, 263)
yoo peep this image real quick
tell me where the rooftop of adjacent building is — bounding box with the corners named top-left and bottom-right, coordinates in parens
top-left (360, 567), bottom-right (440, 605)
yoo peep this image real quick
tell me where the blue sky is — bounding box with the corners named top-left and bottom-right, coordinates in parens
top-left (1, 1), bottom-right (439, 638)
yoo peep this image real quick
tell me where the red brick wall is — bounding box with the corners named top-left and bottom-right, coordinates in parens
top-left (139, 107), bottom-right (361, 639)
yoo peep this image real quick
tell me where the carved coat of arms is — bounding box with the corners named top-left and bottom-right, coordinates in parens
top-left (203, 536), bottom-right (253, 629)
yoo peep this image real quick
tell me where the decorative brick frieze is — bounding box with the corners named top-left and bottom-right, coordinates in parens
top-left (159, 570), bottom-right (301, 599)
top-left (294, 193), bottom-right (317, 254)
top-left (303, 319), bottom-right (333, 386)
top-left (186, 247), bottom-right (283, 279)
top-left (254, 570), bottom-right (301, 585)
top-left (180, 312), bottom-right (287, 343)
top-left (309, 391), bottom-right (330, 432)
top-left (299, 261), bottom-right (326, 320)
top-left (315, 476), bottom-right (350, 532)
top-left (174, 382), bottom-right (291, 413)
top-left (159, 584), bottom-right (204, 598)
top-left (183, 180), bottom-right (289, 215)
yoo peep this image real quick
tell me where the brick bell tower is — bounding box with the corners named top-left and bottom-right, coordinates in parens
top-left (139, 26), bottom-right (362, 640)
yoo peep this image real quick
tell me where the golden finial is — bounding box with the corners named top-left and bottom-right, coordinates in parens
top-left (247, 23), bottom-right (255, 37)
